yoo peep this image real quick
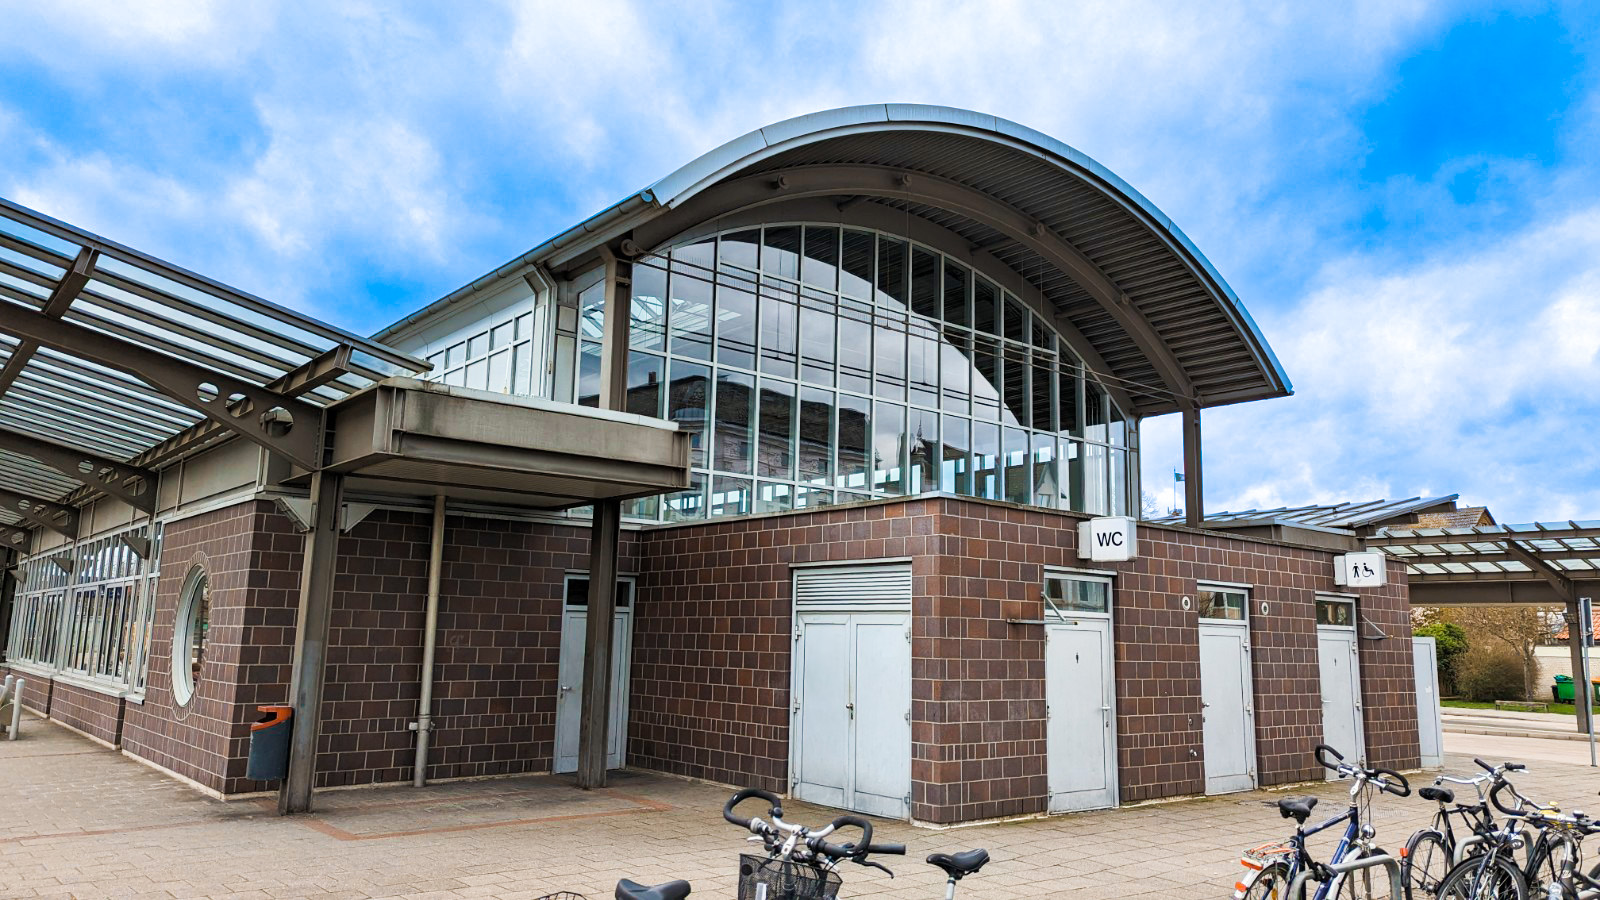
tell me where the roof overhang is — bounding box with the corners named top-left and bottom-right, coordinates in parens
top-left (324, 379), bottom-right (691, 508)
top-left (1370, 520), bottom-right (1600, 606)
top-left (385, 104), bottom-right (1293, 417)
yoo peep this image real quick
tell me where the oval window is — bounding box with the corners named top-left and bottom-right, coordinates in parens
top-left (172, 566), bottom-right (210, 706)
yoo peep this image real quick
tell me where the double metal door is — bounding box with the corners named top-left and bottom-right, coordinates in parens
top-left (791, 612), bottom-right (911, 819)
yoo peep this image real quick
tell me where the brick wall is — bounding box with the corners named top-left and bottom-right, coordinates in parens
top-left (42, 679), bottom-right (125, 746)
top-left (1357, 557), bottom-right (1420, 771)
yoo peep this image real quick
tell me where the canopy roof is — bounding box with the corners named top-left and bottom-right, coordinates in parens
top-left (1369, 520), bottom-right (1600, 584)
top-left (0, 197), bottom-right (430, 542)
top-left (1150, 495), bottom-right (1461, 531)
top-left (381, 104), bottom-right (1292, 417)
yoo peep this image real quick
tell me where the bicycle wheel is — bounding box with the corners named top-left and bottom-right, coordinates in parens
top-left (1522, 832), bottom-right (1560, 897)
top-left (1334, 864), bottom-right (1395, 899)
top-left (1434, 854), bottom-right (1526, 900)
top-left (1405, 831), bottom-right (1453, 900)
top-left (1244, 861), bottom-right (1292, 900)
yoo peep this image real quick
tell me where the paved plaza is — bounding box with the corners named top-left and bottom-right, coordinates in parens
top-left (3, 717), bottom-right (1599, 900)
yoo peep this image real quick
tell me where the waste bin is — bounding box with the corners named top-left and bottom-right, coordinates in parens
top-left (247, 705), bottom-right (292, 781)
top-left (1554, 675), bottom-right (1574, 703)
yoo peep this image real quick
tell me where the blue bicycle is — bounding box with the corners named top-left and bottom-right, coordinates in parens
top-left (1235, 744), bottom-right (1412, 900)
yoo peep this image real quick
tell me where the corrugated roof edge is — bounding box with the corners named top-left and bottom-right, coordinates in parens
top-left (374, 104), bottom-right (1291, 401)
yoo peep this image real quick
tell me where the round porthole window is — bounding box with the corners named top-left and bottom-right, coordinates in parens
top-left (172, 565), bottom-right (210, 707)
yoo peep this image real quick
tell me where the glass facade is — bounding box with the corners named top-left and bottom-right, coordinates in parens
top-left (438, 221), bottom-right (1139, 524)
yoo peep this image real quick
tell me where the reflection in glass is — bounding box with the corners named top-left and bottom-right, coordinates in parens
top-left (710, 475), bottom-right (752, 518)
top-left (798, 387), bottom-right (834, 484)
top-left (1083, 441), bottom-right (1108, 515)
top-left (796, 484), bottom-right (836, 509)
top-left (841, 230), bottom-right (873, 298)
top-left (763, 225), bottom-right (801, 279)
top-left (664, 472), bottom-right (707, 521)
top-left (1004, 295), bottom-right (1028, 343)
top-left (973, 422), bottom-right (1000, 500)
top-left (876, 237), bottom-right (907, 309)
top-left (875, 402), bottom-right (906, 495)
top-left (940, 416), bottom-right (970, 495)
top-left (907, 328), bottom-right (940, 408)
top-left (631, 262), bottom-right (667, 350)
top-left (940, 333), bottom-right (971, 414)
top-left (1044, 576), bottom-right (1109, 614)
top-left (837, 394), bottom-right (870, 491)
top-left (714, 370), bottom-right (754, 475)
top-left (1058, 367), bottom-right (1080, 438)
top-left (757, 481), bottom-right (794, 514)
top-left (800, 302), bottom-right (835, 386)
top-left (837, 302), bottom-right (873, 394)
top-left (907, 407), bottom-right (938, 494)
top-left (802, 226), bottom-right (839, 289)
top-left (668, 360), bottom-right (710, 466)
top-left (910, 248), bottom-right (939, 319)
top-left (757, 379), bottom-right (795, 479)
top-left (1031, 361), bottom-right (1053, 432)
top-left (1198, 587), bottom-right (1247, 621)
top-left (973, 339), bottom-right (1001, 419)
top-left (943, 261), bottom-right (968, 327)
top-left (1109, 448), bottom-right (1128, 516)
top-left (669, 272), bottom-right (713, 361)
top-left (717, 283), bottom-right (757, 370)
top-left (1004, 427), bottom-right (1030, 504)
top-left (760, 285), bottom-right (798, 378)
top-left (1032, 432), bottom-right (1058, 509)
top-left (874, 319), bottom-right (907, 401)
top-left (577, 342), bottom-right (601, 407)
top-left (1002, 346), bottom-right (1027, 427)
top-left (721, 229), bottom-right (759, 271)
top-left (974, 278), bottom-right (998, 335)
top-left (626, 352), bottom-right (663, 418)
top-left (1084, 380), bottom-right (1108, 443)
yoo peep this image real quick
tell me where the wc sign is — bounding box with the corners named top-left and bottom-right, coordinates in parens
top-left (1078, 516), bottom-right (1138, 562)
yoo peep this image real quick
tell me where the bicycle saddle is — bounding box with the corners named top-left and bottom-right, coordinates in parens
top-left (1420, 786), bottom-right (1454, 804)
top-left (1278, 796), bottom-right (1318, 824)
top-left (615, 879), bottom-right (691, 900)
top-left (926, 849), bottom-right (990, 880)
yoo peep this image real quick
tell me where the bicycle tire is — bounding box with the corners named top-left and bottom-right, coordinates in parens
top-left (1434, 853), bottom-right (1526, 900)
top-left (1404, 830), bottom-right (1453, 900)
top-left (1522, 831), bottom-right (1561, 897)
top-left (1243, 861), bottom-right (1292, 900)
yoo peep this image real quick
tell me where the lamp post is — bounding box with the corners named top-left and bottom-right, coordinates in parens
top-left (1564, 602), bottom-right (1596, 767)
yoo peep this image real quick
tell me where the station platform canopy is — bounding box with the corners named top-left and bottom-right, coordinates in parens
top-left (1368, 520), bottom-right (1600, 606)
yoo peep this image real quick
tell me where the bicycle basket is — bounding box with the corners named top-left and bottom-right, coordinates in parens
top-left (533, 894), bottom-right (587, 900)
top-left (738, 854), bottom-right (842, 900)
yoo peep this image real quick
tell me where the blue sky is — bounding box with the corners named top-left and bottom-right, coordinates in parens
top-left (2, 1), bottom-right (1597, 523)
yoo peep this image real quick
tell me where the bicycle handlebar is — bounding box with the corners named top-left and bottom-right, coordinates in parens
top-left (723, 788), bottom-right (784, 831)
top-left (1372, 767), bottom-right (1411, 797)
top-left (808, 814), bottom-right (874, 860)
top-left (1314, 744), bottom-right (1344, 771)
top-left (1490, 780), bottom-right (1522, 817)
top-left (1475, 757), bottom-right (1527, 774)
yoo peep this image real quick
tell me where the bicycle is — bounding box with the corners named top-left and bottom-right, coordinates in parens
top-left (1234, 744), bottom-right (1411, 900)
top-left (1401, 763), bottom-right (1506, 898)
top-left (614, 787), bottom-right (990, 900)
top-left (1517, 806), bottom-right (1600, 900)
top-left (1427, 762), bottom-right (1567, 900)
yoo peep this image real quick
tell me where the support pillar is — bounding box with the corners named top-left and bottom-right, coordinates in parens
top-left (576, 497), bottom-right (622, 789)
top-left (1181, 402), bottom-right (1203, 527)
top-left (1571, 598), bottom-right (1593, 735)
top-left (278, 469), bottom-right (344, 815)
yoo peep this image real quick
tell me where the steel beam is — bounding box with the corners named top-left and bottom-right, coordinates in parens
top-left (596, 249), bottom-right (632, 412)
top-left (0, 428), bottom-right (155, 513)
top-left (1501, 539), bottom-right (1576, 603)
top-left (1181, 402), bottom-right (1203, 527)
top-left (0, 246), bottom-right (97, 401)
top-left (636, 164), bottom-right (1197, 402)
top-left (0, 524), bottom-right (29, 554)
top-left (0, 488), bottom-right (76, 540)
top-left (576, 497), bottom-right (622, 789)
top-left (278, 469), bottom-right (344, 815)
top-left (1569, 599), bottom-right (1593, 733)
top-left (0, 304), bottom-right (323, 470)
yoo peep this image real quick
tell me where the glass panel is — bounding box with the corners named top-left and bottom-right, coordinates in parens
top-left (757, 378), bottom-right (796, 479)
top-left (576, 343), bottom-right (600, 407)
top-left (564, 577), bottom-right (634, 609)
top-left (673, 238), bottom-right (715, 271)
top-left (491, 322), bottom-right (513, 350)
top-left (1083, 441), bottom-right (1108, 515)
top-left (1198, 587), bottom-right (1247, 621)
top-left (841, 230), bottom-right (874, 298)
top-left (759, 285), bottom-right (798, 378)
top-left (1031, 315), bottom-right (1052, 350)
top-left (1059, 438), bottom-right (1078, 511)
top-left (798, 386), bottom-right (834, 485)
top-left (1058, 366), bottom-right (1081, 439)
top-left (940, 330), bottom-right (971, 415)
top-left (469, 332), bottom-right (490, 359)
top-left (668, 360), bottom-right (710, 467)
top-left (796, 484), bottom-right (836, 509)
top-left (710, 475), bottom-right (752, 518)
top-left (1003, 427), bottom-right (1030, 504)
top-left (668, 272), bottom-right (713, 361)
top-left (513, 343), bottom-right (533, 395)
top-left (799, 300), bottom-right (836, 387)
top-left (1317, 598), bottom-right (1355, 626)
top-left (756, 481), bottom-right (794, 514)
top-left (1085, 380), bottom-right (1108, 443)
top-left (874, 318), bottom-right (906, 401)
top-left (837, 394), bottom-right (870, 491)
top-left (516, 312), bottom-right (533, 340)
top-left (762, 225), bottom-right (801, 280)
top-left (907, 407), bottom-right (938, 495)
top-left (445, 342), bottom-right (464, 368)
top-left (1109, 448), bottom-right (1128, 516)
top-left (939, 416), bottom-right (971, 495)
top-left (910, 247), bottom-right (939, 319)
top-left (716, 283), bottom-right (757, 370)
top-left (837, 301), bottom-right (873, 394)
top-left (875, 237), bottom-right (907, 310)
top-left (626, 352), bottom-right (663, 418)
top-left (802, 226), bottom-right (839, 290)
top-left (488, 349), bottom-right (511, 393)
top-left (623, 495), bottom-right (660, 520)
top-left (1032, 433), bottom-right (1058, 509)
top-left (1003, 294), bottom-right (1028, 343)
top-left (972, 338), bottom-right (1001, 420)
top-left (1002, 346), bottom-right (1027, 427)
top-left (664, 471), bottom-right (707, 521)
top-left (973, 421), bottom-right (1000, 500)
top-left (907, 327), bottom-right (940, 409)
top-left (1044, 576), bottom-right (1109, 614)
top-left (1031, 360), bottom-right (1053, 431)
top-left (714, 370), bottom-right (755, 475)
top-left (973, 277), bottom-right (999, 335)
top-left (720, 229), bottom-right (760, 271)
top-left (631, 262), bottom-right (668, 351)
top-left (942, 260), bottom-right (969, 327)
top-left (874, 402), bottom-right (906, 495)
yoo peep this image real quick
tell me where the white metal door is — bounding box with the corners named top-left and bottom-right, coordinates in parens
top-left (554, 600), bottom-right (632, 775)
top-left (1413, 637), bottom-right (1444, 767)
top-left (1318, 626), bottom-right (1365, 776)
top-left (1046, 617), bottom-right (1117, 812)
top-left (1199, 622), bottom-right (1257, 794)
top-left (791, 612), bottom-right (911, 819)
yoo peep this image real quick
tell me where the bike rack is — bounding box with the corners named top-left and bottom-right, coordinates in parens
top-left (0, 674), bottom-right (24, 741)
top-left (1453, 832), bottom-right (1525, 864)
top-left (1286, 852), bottom-right (1401, 900)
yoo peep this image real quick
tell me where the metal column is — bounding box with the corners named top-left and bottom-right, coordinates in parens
top-left (576, 497), bottom-right (622, 789)
top-left (1570, 598), bottom-right (1595, 743)
top-left (1181, 403), bottom-right (1204, 527)
top-left (278, 469), bottom-right (345, 815)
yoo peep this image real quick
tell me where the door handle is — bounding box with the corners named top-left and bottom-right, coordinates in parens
top-left (560, 685), bottom-right (572, 694)
top-left (846, 702), bottom-right (855, 719)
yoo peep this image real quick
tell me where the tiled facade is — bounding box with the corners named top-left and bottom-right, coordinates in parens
top-left (9, 494), bottom-right (1419, 824)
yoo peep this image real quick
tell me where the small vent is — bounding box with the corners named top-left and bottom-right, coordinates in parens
top-left (794, 564), bottom-right (912, 610)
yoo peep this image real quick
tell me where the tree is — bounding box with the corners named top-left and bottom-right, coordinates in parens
top-left (1141, 491), bottom-right (1162, 519)
top-left (1436, 606), bottom-right (1563, 701)
top-left (1415, 621), bottom-right (1468, 695)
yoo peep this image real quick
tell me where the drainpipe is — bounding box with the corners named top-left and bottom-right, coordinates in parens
top-left (412, 495), bottom-right (446, 787)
